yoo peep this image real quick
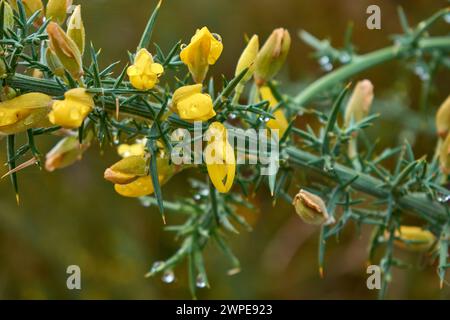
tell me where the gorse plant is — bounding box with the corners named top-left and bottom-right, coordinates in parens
top-left (0, 0), bottom-right (449, 298)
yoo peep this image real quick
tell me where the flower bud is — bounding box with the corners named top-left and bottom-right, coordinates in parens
top-left (1, 0), bottom-right (14, 31)
top-left (235, 34), bottom-right (259, 83)
top-left (171, 84), bottom-right (216, 121)
top-left (254, 28), bottom-right (291, 86)
top-left (0, 92), bottom-right (52, 134)
top-left (45, 47), bottom-right (65, 77)
top-left (260, 86), bottom-right (288, 137)
top-left (46, 0), bottom-right (71, 25)
top-left (205, 122), bottom-right (236, 193)
top-left (439, 131), bottom-right (450, 174)
top-left (48, 88), bottom-right (94, 128)
top-left (67, 5), bottom-right (85, 55)
top-left (45, 133), bottom-right (91, 172)
top-left (391, 226), bottom-right (436, 252)
top-left (344, 80), bottom-right (374, 129)
top-left (180, 27), bottom-right (223, 83)
top-left (104, 155), bottom-right (148, 185)
top-left (435, 96), bottom-right (450, 139)
top-left (292, 189), bottom-right (334, 225)
top-left (113, 157), bottom-right (176, 198)
top-left (46, 21), bottom-right (83, 80)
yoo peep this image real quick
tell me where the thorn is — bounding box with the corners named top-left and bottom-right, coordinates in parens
top-left (15, 193), bottom-right (20, 205)
top-left (440, 279), bottom-right (444, 289)
top-left (1, 157), bottom-right (37, 179)
top-left (319, 267), bottom-right (324, 278)
top-left (115, 97), bottom-right (120, 120)
top-left (162, 214), bottom-right (166, 225)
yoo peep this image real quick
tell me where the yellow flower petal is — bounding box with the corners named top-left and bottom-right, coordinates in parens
top-left (114, 176), bottom-right (154, 197)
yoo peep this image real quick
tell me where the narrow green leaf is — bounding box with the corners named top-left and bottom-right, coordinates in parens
top-left (213, 67), bottom-right (249, 108)
top-left (137, 0), bottom-right (162, 50)
top-left (7, 135), bottom-right (19, 204)
top-left (147, 137), bottom-right (165, 221)
top-left (321, 84), bottom-right (350, 156)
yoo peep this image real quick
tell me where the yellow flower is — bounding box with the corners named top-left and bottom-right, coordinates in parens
top-left (435, 95), bottom-right (450, 138)
top-left (126, 48), bottom-right (164, 90)
top-left (46, 0), bottom-right (71, 25)
top-left (172, 84), bottom-right (216, 121)
top-left (260, 86), bottom-right (288, 138)
top-left (104, 155), bottom-right (148, 185)
top-left (0, 92), bottom-right (52, 134)
top-left (254, 28), bottom-right (291, 86)
top-left (117, 143), bottom-right (146, 158)
top-left (45, 132), bottom-right (92, 172)
top-left (292, 189), bottom-right (334, 225)
top-left (48, 88), bottom-right (94, 128)
top-left (439, 132), bottom-right (450, 174)
top-left (10, 0), bottom-right (44, 25)
top-left (67, 5), bottom-right (85, 55)
top-left (112, 157), bottom-right (176, 198)
top-left (47, 22), bottom-right (83, 80)
top-left (391, 226), bottom-right (436, 252)
top-left (205, 122), bottom-right (236, 193)
top-left (180, 27), bottom-right (223, 83)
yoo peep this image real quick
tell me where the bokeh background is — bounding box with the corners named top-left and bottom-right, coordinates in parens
top-left (0, 0), bottom-right (449, 299)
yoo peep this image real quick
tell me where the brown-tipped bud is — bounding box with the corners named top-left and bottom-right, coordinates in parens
top-left (46, 0), bottom-right (72, 25)
top-left (344, 80), bottom-right (374, 129)
top-left (439, 132), bottom-right (450, 174)
top-left (435, 96), bottom-right (450, 139)
top-left (389, 226), bottom-right (436, 252)
top-left (67, 5), bottom-right (85, 55)
top-left (45, 133), bottom-right (91, 172)
top-left (254, 28), bottom-right (291, 86)
top-left (292, 189), bottom-right (334, 225)
top-left (104, 155), bottom-right (148, 185)
top-left (46, 22), bottom-right (83, 80)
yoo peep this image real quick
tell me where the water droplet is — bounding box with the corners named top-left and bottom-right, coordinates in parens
top-left (194, 194), bottom-right (201, 201)
top-left (180, 43), bottom-right (187, 50)
top-left (200, 188), bottom-right (209, 196)
top-left (212, 33), bottom-right (222, 42)
top-left (445, 13), bottom-right (450, 24)
top-left (161, 270), bottom-right (175, 284)
top-left (151, 261), bottom-right (164, 273)
top-left (437, 193), bottom-right (450, 203)
top-left (339, 53), bottom-right (351, 64)
top-left (229, 113), bottom-right (237, 120)
top-left (414, 65), bottom-right (429, 81)
top-left (196, 274), bottom-right (207, 288)
top-left (318, 56), bottom-right (330, 66)
top-left (321, 63), bottom-right (333, 72)
top-left (263, 117), bottom-right (270, 123)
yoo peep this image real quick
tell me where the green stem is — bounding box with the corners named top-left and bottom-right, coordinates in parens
top-left (293, 36), bottom-right (450, 107)
top-left (284, 146), bottom-right (448, 226)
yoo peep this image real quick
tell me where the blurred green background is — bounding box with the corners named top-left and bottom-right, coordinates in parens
top-left (0, 0), bottom-right (449, 299)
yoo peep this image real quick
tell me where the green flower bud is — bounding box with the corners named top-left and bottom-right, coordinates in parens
top-left (254, 28), bottom-right (291, 86)
top-left (67, 5), bottom-right (85, 55)
top-left (45, 46), bottom-right (65, 77)
top-left (1, 0), bottom-right (14, 31)
top-left (46, 0), bottom-right (72, 25)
